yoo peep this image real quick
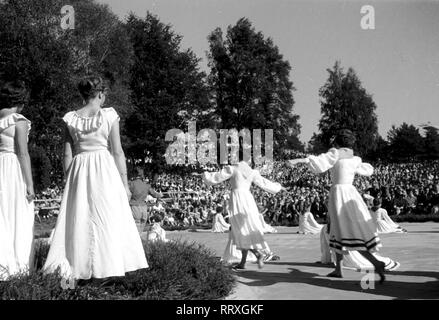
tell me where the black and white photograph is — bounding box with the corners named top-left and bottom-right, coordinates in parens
top-left (0, 0), bottom-right (438, 306)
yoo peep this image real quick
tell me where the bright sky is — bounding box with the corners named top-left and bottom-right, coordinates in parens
top-left (100, 0), bottom-right (439, 144)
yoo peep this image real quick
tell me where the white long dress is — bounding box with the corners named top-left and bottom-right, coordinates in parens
top-left (203, 161), bottom-right (282, 251)
top-left (371, 208), bottom-right (405, 234)
top-left (43, 108), bottom-right (148, 280)
top-left (320, 225), bottom-right (400, 271)
top-left (298, 211), bottom-right (323, 234)
top-left (306, 148), bottom-right (381, 254)
top-left (259, 214), bottom-right (277, 233)
top-left (221, 233), bottom-right (257, 265)
top-left (0, 114), bottom-right (34, 280)
top-left (211, 213), bottom-right (230, 233)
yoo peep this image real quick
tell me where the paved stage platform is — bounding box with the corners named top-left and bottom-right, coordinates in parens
top-left (167, 222), bottom-right (439, 300)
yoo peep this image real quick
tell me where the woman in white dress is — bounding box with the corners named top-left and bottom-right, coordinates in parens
top-left (0, 80), bottom-right (35, 280)
top-left (211, 206), bottom-right (230, 233)
top-left (371, 198), bottom-right (406, 234)
top-left (298, 201), bottom-right (323, 235)
top-left (288, 129), bottom-right (385, 282)
top-left (320, 219), bottom-right (400, 271)
top-left (200, 161), bottom-right (285, 269)
top-left (257, 203), bottom-right (277, 233)
top-left (43, 77), bottom-right (148, 280)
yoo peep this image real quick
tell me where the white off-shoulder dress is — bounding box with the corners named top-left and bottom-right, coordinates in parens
top-left (43, 108), bottom-right (148, 279)
top-left (320, 224), bottom-right (400, 271)
top-left (298, 211), bottom-right (323, 235)
top-left (306, 148), bottom-right (381, 254)
top-left (211, 213), bottom-right (230, 233)
top-left (203, 161), bottom-right (282, 251)
top-left (0, 114), bottom-right (35, 280)
top-left (371, 207), bottom-right (405, 234)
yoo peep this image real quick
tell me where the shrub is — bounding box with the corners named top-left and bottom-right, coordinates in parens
top-left (0, 240), bottom-right (235, 300)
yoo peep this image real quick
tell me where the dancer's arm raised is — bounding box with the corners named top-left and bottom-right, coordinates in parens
top-left (287, 148), bottom-right (339, 174)
top-left (252, 170), bottom-right (284, 194)
top-left (202, 165), bottom-right (234, 186)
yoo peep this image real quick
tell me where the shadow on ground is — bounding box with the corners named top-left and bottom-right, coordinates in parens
top-left (235, 264), bottom-right (439, 299)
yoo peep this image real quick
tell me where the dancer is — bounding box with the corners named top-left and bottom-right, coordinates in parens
top-left (288, 129), bottom-right (385, 282)
top-left (198, 161), bottom-right (285, 269)
top-left (298, 201), bottom-right (323, 235)
top-left (44, 76), bottom-right (148, 280)
top-left (221, 226), bottom-right (278, 265)
top-left (371, 198), bottom-right (406, 234)
top-left (320, 218), bottom-right (400, 271)
top-left (257, 202), bottom-right (277, 234)
top-left (211, 205), bottom-right (230, 233)
top-left (0, 80), bottom-right (35, 280)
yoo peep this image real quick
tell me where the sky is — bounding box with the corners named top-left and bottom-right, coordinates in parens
top-left (99, 0), bottom-right (439, 144)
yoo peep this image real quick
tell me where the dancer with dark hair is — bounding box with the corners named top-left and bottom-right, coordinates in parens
top-left (44, 76), bottom-right (148, 281)
top-left (287, 129), bottom-right (386, 282)
top-left (196, 161), bottom-right (286, 269)
top-left (0, 80), bottom-right (35, 280)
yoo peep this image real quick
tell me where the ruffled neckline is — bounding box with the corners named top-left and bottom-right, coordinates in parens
top-left (337, 147), bottom-right (354, 159)
top-left (63, 108), bottom-right (113, 133)
top-left (0, 113), bottom-right (31, 132)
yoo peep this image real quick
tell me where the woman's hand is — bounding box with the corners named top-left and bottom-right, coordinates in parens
top-left (287, 159), bottom-right (303, 167)
top-left (26, 185), bottom-right (35, 202)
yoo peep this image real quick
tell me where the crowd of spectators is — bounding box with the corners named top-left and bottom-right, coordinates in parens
top-left (34, 159), bottom-right (439, 227)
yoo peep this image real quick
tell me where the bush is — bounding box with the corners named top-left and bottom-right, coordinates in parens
top-left (0, 240), bottom-right (235, 300)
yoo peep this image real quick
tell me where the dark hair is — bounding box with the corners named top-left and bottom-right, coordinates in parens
top-left (333, 129), bottom-right (356, 149)
top-left (373, 197), bottom-right (382, 207)
top-left (0, 80), bottom-right (29, 110)
top-left (77, 76), bottom-right (107, 101)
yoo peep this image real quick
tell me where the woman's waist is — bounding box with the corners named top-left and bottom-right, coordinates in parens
top-left (73, 148), bottom-right (110, 156)
top-left (231, 187), bottom-right (251, 192)
top-left (0, 150), bottom-right (17, 157)
top-left (331, 182), bottom-right (354, 187)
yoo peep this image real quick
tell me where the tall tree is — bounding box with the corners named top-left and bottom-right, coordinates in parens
top-left (311, 61), bottom-right (379, 157)
top-left (125, 12), bottom-right (210, 171)
top-left (387, 123), bottom-right (424, 161)
top-left (422, 125), bottom-right (439, 160)
top-left (207, 18), bottom-right (303, 159)
top-left (0, 0), bottom-right (133, 187)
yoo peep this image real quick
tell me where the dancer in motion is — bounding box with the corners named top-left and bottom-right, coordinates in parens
top-left (44, 76), bottom-right (148, 280)
top-left (287, 129), bottom-right (385, 282)
top-left (0, 80), bottom-right (35, 280)
top-left (197, 161), bottom-right (285, 269)
top-left (320, 216), bottom-right (400, 272)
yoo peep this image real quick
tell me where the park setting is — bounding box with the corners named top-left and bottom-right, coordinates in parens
top-left (0, 0), bottom-right (438, 301)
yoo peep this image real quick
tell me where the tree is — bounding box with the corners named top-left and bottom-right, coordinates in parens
top-left (311, 61), bottom-right (379, 157)
top-left (0, 0), bottom-right (133, 184)
top-left (125, 12), bottom-right (210, 171)
top-left (207, 18), bottom-right (302, 159)
top-left (367, 135), bottom-right (389, 162)
top-left (422, 125), bottom-right (439, 160)
top-left (387, 123), bottom-right (424, 161)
